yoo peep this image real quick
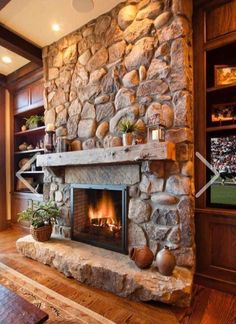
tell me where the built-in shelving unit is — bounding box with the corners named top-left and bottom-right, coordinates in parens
top-left (194, 0), bottom-right (236, 294)
top-left (11, 76), bottom-right (45, 223)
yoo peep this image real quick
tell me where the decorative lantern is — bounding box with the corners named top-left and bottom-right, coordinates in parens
top-left (147, 113), bottom-right (166, 142)
top-left (45, 124), bottom-right (55, 153)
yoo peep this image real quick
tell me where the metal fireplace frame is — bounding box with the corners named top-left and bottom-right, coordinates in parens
top-left (70, 183), bottom-right (128, 254)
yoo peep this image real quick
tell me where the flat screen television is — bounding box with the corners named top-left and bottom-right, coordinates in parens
top-left (208, 134), bottom-right (236, 207)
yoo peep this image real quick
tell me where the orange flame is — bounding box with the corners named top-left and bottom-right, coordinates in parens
top-left (88, 191), bottom-right (117, 225)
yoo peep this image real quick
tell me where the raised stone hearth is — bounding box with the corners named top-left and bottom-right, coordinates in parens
top-left (16, 235), bottom-right (193, 307)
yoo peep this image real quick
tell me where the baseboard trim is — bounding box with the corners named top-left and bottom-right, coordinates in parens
top-left (194, 273), bottom-right (236, 295)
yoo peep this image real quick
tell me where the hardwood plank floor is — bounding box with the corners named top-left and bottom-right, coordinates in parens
top-left (0, 227), bottom-right (235, 324)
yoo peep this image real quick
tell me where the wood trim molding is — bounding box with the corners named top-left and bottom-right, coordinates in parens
top-left (6, 62), bottom-right (43, 91)
top-left (0, 0), bottom-right (11, 10)
top-left (0, 24), bottom-right (42, 65)
top-left (0, 74), bottom-right (6, 87)
top-left (0, 86), bottom-right (7, 230)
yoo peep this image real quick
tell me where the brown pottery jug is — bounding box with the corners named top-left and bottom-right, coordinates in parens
top-left (156, 246), bottom-right (176, 276)
top-left (129, 246), bottom-right (154, 269)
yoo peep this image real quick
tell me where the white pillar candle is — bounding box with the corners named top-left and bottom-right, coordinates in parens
top-left (152, 129), bottom-right (159, 140)
top-left (46, 123), bottom-right (55, 132)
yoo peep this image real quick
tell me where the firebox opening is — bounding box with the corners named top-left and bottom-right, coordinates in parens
top-left (71, 184), bottom-right (128, 254)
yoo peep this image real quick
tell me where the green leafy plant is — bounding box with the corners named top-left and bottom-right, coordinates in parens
top-left (119, 118), bottom-right (139, 134)
top-left (25, 115), bottom-right (44, 128)
top-left (18, 201), bottom-right (60, 229)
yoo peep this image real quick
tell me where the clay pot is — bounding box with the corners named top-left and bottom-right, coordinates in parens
top-left (122, 133), bottom-right (133, 146)
top-left (129, 246), bottom-right (154, 269)
top-left (156, 246), bottom-right (176, 276)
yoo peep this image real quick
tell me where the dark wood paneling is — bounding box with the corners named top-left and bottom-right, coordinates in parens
top-left (13, 78), bottom-right (43, 114)
top-left (211, 222), bottom-right (236, 271)
top-left (11, 193), bottom-right (43, 223)
top-left (0, 87), bottom-right (7, 230)
top-left (195, 211), bottom-right (236, 287)
top-left (0, 24), bottom-right (42, 65)
top-left (0, 0), bottom-right (11, 10)
top-left (14, 88), bottom-right (29, 111)
top-left (0, 74), bottom-right (6, 87)
top-left (30, 80), bottom-right (44, 105)
top-left (206, 1), bottom-right (236, 41)
top-left (193, 8), bottom-right (207, 208)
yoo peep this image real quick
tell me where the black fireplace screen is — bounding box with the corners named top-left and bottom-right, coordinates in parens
top-left (71, 184), bottom-right (128, 254)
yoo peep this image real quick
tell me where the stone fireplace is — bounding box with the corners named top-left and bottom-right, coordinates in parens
top-left (71, 183), bottom-right (128, 254)
top-left (17, 0), bottom-right (195, 307)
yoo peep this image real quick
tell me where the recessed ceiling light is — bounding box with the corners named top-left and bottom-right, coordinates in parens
top-left (2, 56), bottom-right (12, 64)
top-left (72, 0), bottom-right (94, 12)
top-left (52, 23), bottom-right (60, 32)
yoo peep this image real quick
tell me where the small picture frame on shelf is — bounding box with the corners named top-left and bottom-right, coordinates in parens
top-left (211, 102), bottom-right (236, 124)
top-left (214, 65), bottom-right (236, 87)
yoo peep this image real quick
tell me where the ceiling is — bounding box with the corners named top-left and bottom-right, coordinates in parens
top-left (0, 0), bottom-right (124, 47)
top-left (0, 0), bottom-right (124, 75)
top-left (0, 46), bottom-right (29, 75)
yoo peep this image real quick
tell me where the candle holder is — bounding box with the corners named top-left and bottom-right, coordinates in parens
top-left (45, 130), bottom-right (55, 153)
top-left (147, 113), bottom-right (166, 142)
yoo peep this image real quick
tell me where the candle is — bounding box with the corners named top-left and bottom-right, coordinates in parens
top-left (152, 129), bottom-right (160, 140)
top-left (46, 123), bottom-right (55, 132)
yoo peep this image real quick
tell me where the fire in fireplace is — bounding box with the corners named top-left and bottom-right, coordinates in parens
top-left (71, 184), bottom-right (128, 254)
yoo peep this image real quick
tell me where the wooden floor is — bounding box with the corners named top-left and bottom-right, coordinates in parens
top-left (0, 227), bottom-right (235, 324)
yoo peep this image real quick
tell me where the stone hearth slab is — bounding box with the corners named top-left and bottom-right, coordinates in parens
top-left (17, 236), bottom-right (193, 307)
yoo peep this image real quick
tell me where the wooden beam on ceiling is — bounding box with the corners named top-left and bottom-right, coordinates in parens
top-left (0, 0), bottom-right (11, 10)
top-left (0, 73), bottom-right (6, 87)
top-left (0, 24), bottom-right (42, 65)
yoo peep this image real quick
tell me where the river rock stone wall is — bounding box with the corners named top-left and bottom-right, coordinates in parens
top-left (42, 0), bottom-right (195, 270)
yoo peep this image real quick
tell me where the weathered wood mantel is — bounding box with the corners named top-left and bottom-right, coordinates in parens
top-left (37, 142), bottom-right (176, 167)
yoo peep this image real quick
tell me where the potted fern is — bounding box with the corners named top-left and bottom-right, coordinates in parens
top-left (25, 115), bottom-right (44, 130)
top-left (18, 201), bottom-right (60, 242)
top-left (119, 118), bottom-right (139, 146)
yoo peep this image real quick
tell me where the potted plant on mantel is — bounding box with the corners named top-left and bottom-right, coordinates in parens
top-left (119, 118), bottom-right (140, 146)
top-left (24, 115), bottom-right (44, 130)
top-left (18, 201), bottom-right (60, 242)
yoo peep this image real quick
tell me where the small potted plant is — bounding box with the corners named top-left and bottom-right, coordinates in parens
top-left (119, 118), bottom-right (139, 146)
top-left (18, 201), bottom-right (60, 242)
top-left (25, 115), bottom-right (44, 130)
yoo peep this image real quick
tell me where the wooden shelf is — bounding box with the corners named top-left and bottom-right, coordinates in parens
top-left (206, 124), bottom-right (236, 132)
top-left (14, 192), bottom-right (43, 199)
top-left (14, 101), bottom-right (44, 117)
top-left (206, 83), bottom-right (236, 93)
top-left (15, 149), bottom-right (44, 155)
top-left (19, 171), bottom-right (44, 175)
top-left (15, 126), bottom-right (45, 136)
top-left (37, 142), bottom-right (176, 168)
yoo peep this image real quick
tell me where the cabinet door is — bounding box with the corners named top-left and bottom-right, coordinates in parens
top-left (14, 88), bottom-right (30, 113)
top-left (196, 211), bottom-right (236, 288)
top-left (30, 80), bottom-right (44, 106)
top-left (206, 1), bottom-right (236, 41)
top-left (14, 79), bottom-right (43, 114)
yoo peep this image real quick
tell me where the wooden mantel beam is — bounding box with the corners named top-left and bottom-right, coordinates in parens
top-left (0, 24), bottom-right (42, 65)
top-left (37, 142), bottom-right (176, 168)
top-left (0, 0), bottom-right (11, 10)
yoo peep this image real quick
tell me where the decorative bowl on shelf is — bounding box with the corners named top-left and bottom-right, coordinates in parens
top-left (18, 142), bottom-right (28, 151)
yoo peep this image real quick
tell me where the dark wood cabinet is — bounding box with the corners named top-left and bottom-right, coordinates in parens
top-left (194, 0), bottom-right (236, 293)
